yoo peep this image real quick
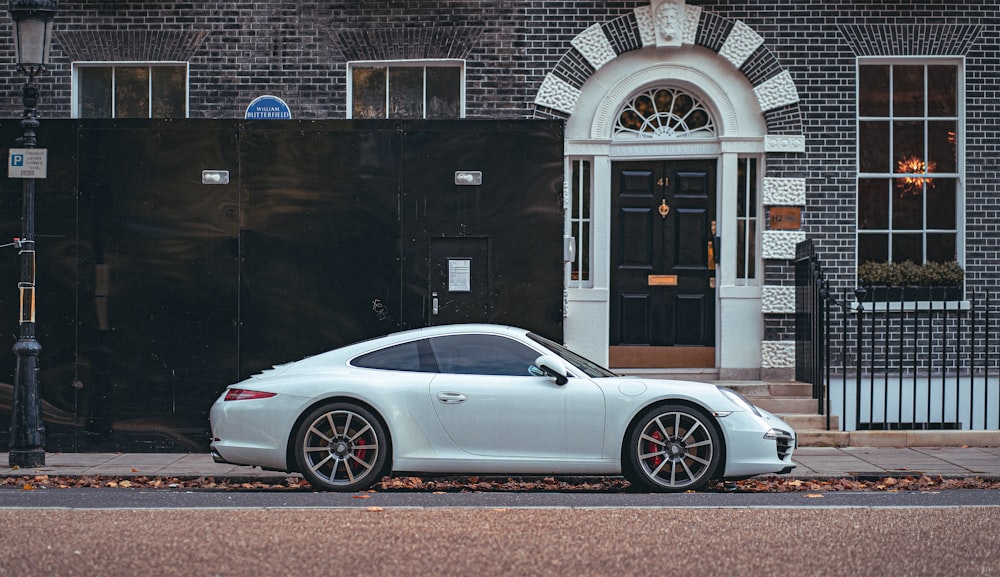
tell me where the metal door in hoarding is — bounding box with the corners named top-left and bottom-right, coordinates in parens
top-left (428, 237), bottom-right (491, 325)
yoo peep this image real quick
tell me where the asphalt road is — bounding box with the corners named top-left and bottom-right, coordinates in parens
top-left (2, 486), bottom-right (1000, 508)
top-left (1, 505), bottom-right (998, 577)
top-left (1, 489), bottom-right (999, 577)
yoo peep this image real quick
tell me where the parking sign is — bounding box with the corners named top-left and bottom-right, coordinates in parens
top-left (8, 148), bottom-right (47, 179)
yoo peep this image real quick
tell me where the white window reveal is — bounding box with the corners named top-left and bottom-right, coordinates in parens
top-left (568, 159), bottom-right (593, 288)
top-left (857, 60), bottom-right (962, 267)
top-left (73, 63), bottom-right (188, 119)
top-left (348, 60), bottom-right (464, 119)
top-left (736, 157), bottom-right (759, 285)
top-left (614, 87), bottom-right (716, 140)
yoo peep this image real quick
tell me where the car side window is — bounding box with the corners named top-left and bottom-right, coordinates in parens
top-left (428, 334), bottom-right (541, 376)
top-left (352, 339), bottom-right (438, 372)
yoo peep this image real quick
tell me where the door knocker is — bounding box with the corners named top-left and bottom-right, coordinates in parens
top-left (658, 199), bottom-right (670, 219)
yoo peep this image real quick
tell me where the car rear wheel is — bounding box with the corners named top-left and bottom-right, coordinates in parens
top-left (294, 403), bottom-right (388, 492)
top-left (625, 404), bottom-right (721, 492)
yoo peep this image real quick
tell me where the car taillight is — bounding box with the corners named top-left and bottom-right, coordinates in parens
top-left (224, 389), bottom-right (277, 401)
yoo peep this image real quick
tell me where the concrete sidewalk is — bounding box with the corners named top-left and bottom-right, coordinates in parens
top-left (3, 447), bottom-right (1000, 482)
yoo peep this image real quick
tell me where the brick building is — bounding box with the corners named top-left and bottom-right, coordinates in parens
top-left (3, 1), bottom-right (997, 389)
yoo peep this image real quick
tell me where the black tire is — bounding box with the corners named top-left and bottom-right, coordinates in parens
top-left (624, 404), bottom-right (721, 492)
top-left (294, 402), bottom-right (389, 492)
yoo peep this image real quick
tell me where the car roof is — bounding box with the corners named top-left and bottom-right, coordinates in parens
top-left (304, 324), bottom-right (533, 364)
top-left (248, 324), bottom-right (539, 378)
top-left (353, 323), bottom-right (529, 350)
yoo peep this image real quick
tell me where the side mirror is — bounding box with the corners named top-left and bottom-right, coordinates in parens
top-left (532, 355), bottom-right (569, 386)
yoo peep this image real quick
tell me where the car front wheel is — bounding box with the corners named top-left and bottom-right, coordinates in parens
top-left (294, 403), bottom-right (388, 491)
top-left (625, 404), bottom-right (721, 492)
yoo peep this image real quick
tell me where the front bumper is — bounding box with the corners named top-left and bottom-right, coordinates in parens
top-left (719, 408), bottom-right (796, 478)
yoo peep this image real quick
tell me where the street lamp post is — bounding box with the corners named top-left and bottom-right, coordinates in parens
top-left (7, 0), bottom-right (56, 469)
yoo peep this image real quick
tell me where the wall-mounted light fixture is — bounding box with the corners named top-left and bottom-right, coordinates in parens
top-left (202, 170), bottom-right (230, 185)
top-left (454, 171), bottom-right (482, 186)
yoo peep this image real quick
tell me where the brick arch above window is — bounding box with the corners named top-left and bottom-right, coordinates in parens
top-left (330, 27), bottom-right (484, 61)
top-left (532, 1), bottom-right (803, 144)
top-left (838, 24), bottom-right (982, 56)
top-left (57, 30), bottom-right (208, 62)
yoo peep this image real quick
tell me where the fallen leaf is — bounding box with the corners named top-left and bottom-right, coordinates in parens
top-left (22, 483), bottom-right (34, 491)
top-left (805, 494), bottom-right (825, 498)
top-left (366, 507), bottom-right (384, 512)
top-left (353, 494), bottom-right (371, 499)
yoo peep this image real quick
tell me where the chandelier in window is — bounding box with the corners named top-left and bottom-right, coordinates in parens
top-left (614, 87), bottom-right (715, 140)
top-left (896, 155), bottom-right (935, 197)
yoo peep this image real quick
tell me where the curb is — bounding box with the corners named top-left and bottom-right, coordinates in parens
top-left (796, 430), bottom-right (1000, 448)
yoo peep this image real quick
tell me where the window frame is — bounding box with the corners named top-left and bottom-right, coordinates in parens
top-left (350, 334), bottom-right (543, 376)
top-left (346, 59), bottom-right (466, 120)
top-left (567, 157), bottom-right (594, 289)
top-left (71, 61), bottom-right (190, 119)
top-left (855, 56), bottom-right (965, 271)
top-left (612, 86), bottom-right (716, 141)
top-left (736, 156), bottom-right (760, 286)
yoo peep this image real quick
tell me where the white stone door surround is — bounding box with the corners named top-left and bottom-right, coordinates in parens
top-left (533, 0), bottom-right (806, 378)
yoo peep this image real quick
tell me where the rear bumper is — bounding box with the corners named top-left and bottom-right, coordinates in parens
top-left (209, 448), bottom-right (229, 464)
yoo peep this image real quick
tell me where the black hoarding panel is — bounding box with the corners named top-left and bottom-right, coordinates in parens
top-left (0, 118), bottom-right (80, 451)
top-left (1, 119), bottom-right (564, 453)
top-left (2, 120), bottom-right (240, 452)
top-left (238, 122), bottom-right (401, 377)
top-left (75, 120), bottom-right (240, 451)
top-left (400, 120), bottom-right (565, 341)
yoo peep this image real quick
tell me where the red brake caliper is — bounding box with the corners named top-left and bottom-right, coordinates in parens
top-left (649, 430), bottom-right (663, 468)
top-left (354, 438), bottom-right (367, 471)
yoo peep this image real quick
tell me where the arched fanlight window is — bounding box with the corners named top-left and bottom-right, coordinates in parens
top-left (614, 87), bottom-right (715, 140)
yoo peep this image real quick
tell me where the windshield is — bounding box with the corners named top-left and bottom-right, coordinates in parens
top-left (527, 333), bottom-right (618, 378)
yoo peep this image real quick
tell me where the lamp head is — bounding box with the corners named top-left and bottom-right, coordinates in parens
top-left (8, 0), bottom-right (58, 77)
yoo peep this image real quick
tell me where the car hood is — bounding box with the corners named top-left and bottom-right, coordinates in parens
top-left (597, 376), bottom-right (744, 411)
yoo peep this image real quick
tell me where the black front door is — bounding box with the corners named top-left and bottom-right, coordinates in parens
top-left (610, 160), bottom-right (716, 350)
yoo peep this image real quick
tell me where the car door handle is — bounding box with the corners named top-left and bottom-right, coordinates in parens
top-left (436, 392), bottom-right (467, 404)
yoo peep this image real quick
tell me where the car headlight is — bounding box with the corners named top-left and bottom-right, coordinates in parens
top-left (717, 387), bottom-right (762, 417)
top-left (764, 428), bottom-right (793, 440)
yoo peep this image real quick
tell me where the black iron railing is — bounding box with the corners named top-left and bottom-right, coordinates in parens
top-left (794, 240), bottom-right (831, 427)
top-left (795, 240), bottom-right (999, 431)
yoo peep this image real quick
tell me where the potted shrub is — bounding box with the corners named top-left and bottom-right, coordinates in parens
top-left (858, 260), bottom-right (964, 301)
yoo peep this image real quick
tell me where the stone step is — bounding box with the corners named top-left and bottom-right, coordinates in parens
top-left (752, 397), bottom-right (823, 414)
top-left (778, 413), bottom-right (839, 430)
top-left (795, 429), bottom-right (850, 447)
top-left (613, 374), bottom-right (1000, 448)
top-left (719, 381), bottom-right (814, 398)
top-left (615, 369), bottom-right (719, 382)
top-left (796, 429), bottom-right (1000, 448)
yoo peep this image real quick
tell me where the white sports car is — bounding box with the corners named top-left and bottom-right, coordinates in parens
top-left (209, 324), bottom-right (795, 492)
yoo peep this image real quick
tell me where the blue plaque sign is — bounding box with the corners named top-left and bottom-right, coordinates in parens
top-left (245, 95), bottom-right (292, 120)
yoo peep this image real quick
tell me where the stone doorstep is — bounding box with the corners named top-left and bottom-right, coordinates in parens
top-left (796, 429), bottom-right (1000, 448)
